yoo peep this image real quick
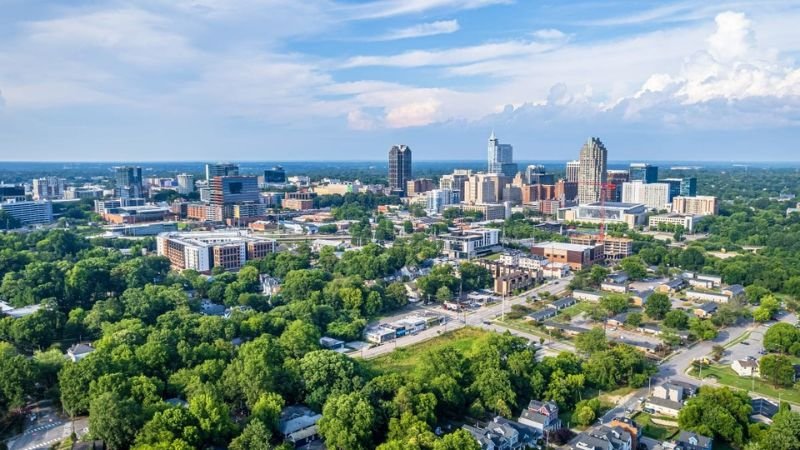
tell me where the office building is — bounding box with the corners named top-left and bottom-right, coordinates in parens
top-left (629, 163), bottom-right (658, 183)
top-left (439, 169), bottom-right (471, 202)
top-left (176, 174), bottom-right (195, 195)
top-left (0, 185), bottom-right (25, 202)
top-left (570, 234), bottom-right (633, 260)
top-left (460, 203), bottom-right (510, 221)
top-left (621, 181), bottom-right (671, 210)
top-left (561, 202), bottom-right (648, 229)
top-left (263, 166), bottom-right (287, 183)
top-left (661, 178), bottom-right (683, 201)
top-left (487, 131), bottom-right (517, 177)
top-left (388, 145), bottom-right (412, 196)
top-left (440, 228), bottom-right (500, 259)
top-left (406, 178), bottom-right (435, 197)
top-left (577, 137), bottom-right (608, 204)
top-left (157, 230), bottom-right (277, 272)
top-left (606, 170), bottom-right (629, 202)
top-left (463, 173), bottom-right (505, 204)
top-left (680, 177), bottom-right (698, 197)
top-left (209, 176), bottom-right (260, 209)
top-left (32, 177), bottom-right (65, 200)
top-left (114, 166), bottom-right (144, 199)
top-left (524, 165), bottom-right (554, 185)
top-left (283, 192), bottom-right (316, 211)
top-left (64, 187), bottom-right (103, 200)
top-left (566, 160), bottom-right (580, 182)
top-left (205, 163), bottom-right (239, 182)
top-left (0, 200), bottom-right (53, 225)
top-left (649, 213), bottom-right (700, 233)
top-left (672, 196), bottom-right (719, 216)
top-left (555, 180), bottom-right (578, 203)
top-left (425, 189), bottom-right (457, 214)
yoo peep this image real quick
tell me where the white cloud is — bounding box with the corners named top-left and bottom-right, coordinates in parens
top-left (375, 20), bottom-right (460, 41)
top-left (532, 28), bottom-right (566, 40)
top-left (341, 0), bottom-right (512, 20)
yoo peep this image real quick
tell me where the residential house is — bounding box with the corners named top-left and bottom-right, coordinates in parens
top-left (608, 312), bottom-right (629, 327)
top-left (66, 343), bottom-right (94, 362)
top-left (682, 272), bottom-right (722, 289)
top-left (644, 397), bottom-right (683, 418)
top-left (673, 430), bottom-right (713, 450)
top-left (653, 381), bottom-right (697, 403)
top-left (631, 289), bottom-right (654, 306)
top-left (657, 278), bottom-right (686, 294)
top-left (692, 303), bottom-right (718, 319)
top-left (551, 297), bottom-right (577, 310)
top-left (570, 424), bottom-right (633, 450)
top-left (518, 400), bottom-right (562, 432)
top-left (542, 321), bottom-right (590, 337)
top-left (722, 284), bottom-right (745, 300)
top-left (601, 281), bottom-right (629, 293)
top-left (279, 406), bottom-right (322, 448)
top-left (464, 417), bottom-right (539, 450)
top-left (526, 309), bottom-right (557, 322)
top-left (685, 290), bottom-right (730, 304)
top-left (751, 398), bottom-right (780, 424)
top-left (608, 417), bottom-right (641, 450)
top-left (732, 358), bottom-right (759, 377)
top-left (319, 337), bottom-right (345, 350)
top-left (573, 290), bottom-right (603, 302)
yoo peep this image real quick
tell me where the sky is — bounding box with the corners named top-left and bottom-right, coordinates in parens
top-left (1, 0), bottom-right (800, 162)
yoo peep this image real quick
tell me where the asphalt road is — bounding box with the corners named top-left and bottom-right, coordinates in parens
top-left (6, 417), bottom-right (88, 450)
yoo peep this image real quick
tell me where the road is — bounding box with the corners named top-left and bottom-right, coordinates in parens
top-left (356, 277), bottom-right (573, 359)
top-left (6, 418), bottom-right (88, 450)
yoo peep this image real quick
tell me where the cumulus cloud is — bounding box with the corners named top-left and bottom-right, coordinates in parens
top-left (375, 20), bottom-right (460, 41)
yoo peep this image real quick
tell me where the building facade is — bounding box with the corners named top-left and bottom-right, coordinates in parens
top-left (672, 196), bottom-right (719, 216)
top-left (156, 230), bottom-right (276, 272)
top-left (577, 137), bottom-right (608, 204)
top-left (205, 162), bottom-right (239, 182)
top-left (114, 166), bottom-right (144, 199)
top-left (0, 200), bottom-right (53, 225)
top-left (176, 173), bottom-right (195, 195)
top-left (621, 181), bottom-right (671, 210)
top-left (566, 160), bottom-right (580, 183)
top-left (32, 177), bottom-right (65, 200)
top-left (628, 163), bottom-right (658, 183)
top-left (487, 131), bottom-right (517, 177)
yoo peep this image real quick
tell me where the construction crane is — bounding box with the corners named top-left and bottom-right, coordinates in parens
top-left (580, 181), bottom-right (617, 241)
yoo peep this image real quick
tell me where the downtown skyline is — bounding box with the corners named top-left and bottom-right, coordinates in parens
top-left (1, 1), bottom-right (800, 161)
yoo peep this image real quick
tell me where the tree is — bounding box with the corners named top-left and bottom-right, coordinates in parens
top-left (589, 265), bottom-right (610, 286)
top-left (711, 345), bottom-right (725, 362)
top-left (229, 420), bottom-right (273, 450)
top-left (189, 391), bottom-right (235, 446)
top-left (678, 386), bottom-right (752, 446)
top-left (0, 210), bottom-right (20, 230)
top-left (279, 320), bottom-right (320, 359)
top-left (764, 323), bottom-right (800, 354)
top-left (678, 247), bottom-right (706, 271)
top-left (459, 263), bottom-right (492, 292)
top-left (403, 220), bottom-right (414, 234)
top-left (620, 256), bottom-right (647, 280)
top-left (624, 312), bottom-right (642, 327)
top-left (251, 392), bottom-right (285, 432)
top-left (645, 293), bottom-right (671, 320)
top-left (433, 429), bottom-right (481, 450)
top-left (663, 310), bottom-right (689, 329)
top-left (469, 367), bottom-right (516, 417)
top-left (600, 294), bottom-right (629, 314)
top-left (134, 406), bottom-right (200, 448)
top-left (299, 350), bottom-right (363, 410)
top-left (572, 398), bottom-right (601, 426)
top-left (745, 285), bottom-right (771, 305)
top-left (755, 410), bottom-right (800, 450)
top-left (0, 343), bottom-right (34, 412)
top-left (319, 393), bottom-right (376, 450)
top-left (688, 317), bottom-right (718, 341)
top-left (436, 286), bottom-right (452, 302)
top-left (759, 355), bottom-right (796, 387)
top-left (575, 327), bottom-right (607, 355)
top-left (754, 295), bottom-right (780, 322)
top-left (89, 392), bottom-right (144, 450)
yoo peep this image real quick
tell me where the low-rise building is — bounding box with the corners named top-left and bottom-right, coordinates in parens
top-left (66, 343), bottom-right (94, 362)
top-left (693, 303), bottom-right (718, 318)
top-left (649, 213), bottom-right (700, 233)
top-left (0, 199), bottom-right (53, 225)
top-left (551, 297), bottom-right (577, 310)
top-left (686, 290), bottom-right (732, 304)
top-left (732, 357), bottom-right (759, 377)
top-left (279, 406), bottom-right (322, 448)
top-left (682, 272), bottom-right (723, 288)
top-left (631, 289), bottom-right (653, 306)
top-left (671, 430), bottom-right (713, 450)
top-left (644, 396), bottom-right (683, 417)
top-left (601, 281), bottom-right (629, 293)
top-left (561, 202), bottom-right (647, 229)
top-left (156, 230), bottom-right (277, 272)
top-left (657, 278), bottom-right (687, 294)
top-left (569, 424), bottom-right (633, 450)
top-left (530, 242), bottom-right (603, 270)
top-left (440, 229), bottom-right (501, 259)
top-left (572, 290), bottom-right (604, 302)
top-left (526, 308), bottom-right (557, 322)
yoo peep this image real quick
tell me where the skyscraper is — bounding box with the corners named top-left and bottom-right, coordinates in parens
top-left (524, 165), bottom-right (554, 185)
top-left (440, 169), bottom-right (472, 203)
top-left (566, 160), bottom-right (580, 183)
top-left (388, 145), bottom-right (412, 196)
top-left (577, 137), bottom-right (608, 205)
top-left (177, 173), bottom-right (195, 195)
top-left (606, 170), bottom-right (630, 202)
top-left (205, 163), bottom-right (239, 182)
top-left (487, 131), bottom-right (517, 177)
top-left (629, 163), bottom-right (658, 184)
top-left (32, 177), bottom-right (65, 200)
top-left (264, 166), bottom-right (286, 183)
top-left (114, 166), bottom-right (143, 199)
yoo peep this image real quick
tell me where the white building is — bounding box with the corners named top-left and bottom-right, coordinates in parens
top-left (487, 131), bottom-right (517, 176)
top-left (425, 189), bottom-right (457, 214)
top-left (177, 173), bottom-right (195, 195)
top-left (560, 202), bottom-right (647, 229)
top-left (440, 228), bottom-right (500, 259)
top-left (622, 181), bottom-right (671, 210)
top-left (157, 230), bottom-right (276, 272)
top-left (0, 200), bottom-right (53, 225)
top-left (32, 177), bottom-right (65, 200)
top-left (648, 213), bottom-right (699, 233)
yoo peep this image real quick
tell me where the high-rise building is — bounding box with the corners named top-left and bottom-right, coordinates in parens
top-left (209, 176), bottom-right (260, 219)
top-left (114, 166), bottom-right (144, 199)
top-left (621, 181), bottom-right (671, 210)
top-left (440, 169), bottom-right (472, 202)
top-left (425, 189), bottom-right (458, 214)
top-left (263, 166), bottom-right (286, 183)
top-left (680, 177), bottom-right (698, 197)
top-left (672, 196), bottom-right (719, 216)
top-left (205, 163), bottom-right (239, 182)
top-left (577, 137), bottom-right (608, 205)
top-left (487, 132), bottom-right (517, 177)
top-left (661, 178), bottom-right (683, 201)
top-left (177, 174), bottom-right (195, 195)
top-left (32, 177), bottom-right (65, 200)
top-left (524, 165), bottom-right (554, 185)
top-left (406, 179), bottom-right (435, 197)
top-left (629, 163), bottom-right (659, 184)
top-left (388, 145), bottom-right (412, 196)
top-left (606, 170), bottom-right (629, 202)
top-left (463, 173), bottom-right (507, 204)
top-left (566, 160), bottom-right (580, 182)
top-left (555, 180), bottom-right (578, 203)
top-left (0, 185), bottom-right (26, 202)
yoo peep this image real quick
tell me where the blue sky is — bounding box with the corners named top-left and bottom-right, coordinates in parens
top-left (1, 0), bottom-right (800, 161)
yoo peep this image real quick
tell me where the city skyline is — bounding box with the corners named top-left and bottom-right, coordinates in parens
top-left (1, 1), bottom-right (800, 161)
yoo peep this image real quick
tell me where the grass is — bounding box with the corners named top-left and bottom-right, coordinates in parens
top-left (632, 412), bottom-right (679, 441)
top-left (689, 364), bottom-right (800, 404)
top-left (723, 330), bottom-right (752, 349)
top-left (366, 327), bottom-right (490, 373)
top-left (495, 318), bottom-right (573, 345)
top-left (553, 301), bottom-right (593, 322)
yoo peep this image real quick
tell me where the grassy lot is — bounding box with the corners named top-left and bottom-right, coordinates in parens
top-left (495, 318), bottom-right (574, 345)
top-left (689, 364), bottom-right (800, 404)
top-left (553, 301), bottom-right (593, 322)
top-left (632, 412), bottom-right (679, 441)
top-left (366, 327), bottom-right (490, 374)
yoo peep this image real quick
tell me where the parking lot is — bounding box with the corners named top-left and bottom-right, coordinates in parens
top-left (724, 327), bottom-right (765, 364)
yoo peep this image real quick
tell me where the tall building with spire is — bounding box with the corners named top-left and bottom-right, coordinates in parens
top-left (577, 137), bottom-right (608, 205)
top-left (487, 131), bottom-right (517, 177)
top-left (388, 145), bottom-right (412, 196)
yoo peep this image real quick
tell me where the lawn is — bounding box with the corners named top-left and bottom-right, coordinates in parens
top-left (553, 301), bottom-right (593, 322)
top-left (632, 412), bottom-right (679, 441)
top-left (689, 364), bottom-right (800, 404)
top-left (366, 327), bottom-right (490, 374)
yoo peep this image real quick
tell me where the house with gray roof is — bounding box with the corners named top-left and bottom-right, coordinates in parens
top-left (673, 430), bottom-right (712, 450)
top-left (518, 399), bottom-right (561, 432)
top-left (569, 424), bottom-right (632, 450)
top-left (551, 296), bottom-right (577, 310)
top-left (526, 309), bottom-right (557, 322)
